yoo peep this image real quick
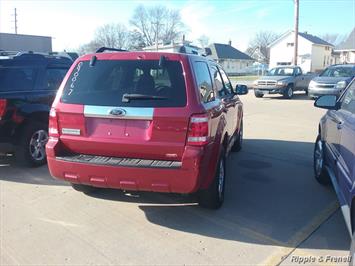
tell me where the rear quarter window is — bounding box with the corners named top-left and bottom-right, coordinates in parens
top-left (61, 60), bottom-right (187, 107)
top-left (43, 68), bottom-right (68, 91)
top-left (0, 67), bottom-right (38, 92)
top-left (193, 61), bottom-right (214, 103)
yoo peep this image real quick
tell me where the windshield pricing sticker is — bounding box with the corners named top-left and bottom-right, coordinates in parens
top-left (68, 61), bottom-right (83, 95)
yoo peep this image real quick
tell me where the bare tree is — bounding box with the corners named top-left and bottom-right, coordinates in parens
top-left (320, 33), bottom-right (347, 46)
top-left (94, 23), bottom-right (129, 49)
top-left (130, 5), bottom-right (185, 47)
top-left (128, 30), bottom-right (146, 50)
top-left (77, 40), bottom-right (102, 55)
top-left (246, 31), bottom-right (280, 63)
top-left (197, 35), bottom-right (209, 48)
top-left (77, 23), bottom-right (130, 55)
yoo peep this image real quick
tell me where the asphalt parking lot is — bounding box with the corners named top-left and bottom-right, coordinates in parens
top-left (0, 92), bottom-right (351, 265)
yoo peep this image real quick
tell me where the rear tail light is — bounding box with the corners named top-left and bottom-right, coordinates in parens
top-left (187, 114), bottom-right (210, 146)
top-left (49, 108), bottom-right (59, 138)
top-left (0, 99), bottom-right (7, 120)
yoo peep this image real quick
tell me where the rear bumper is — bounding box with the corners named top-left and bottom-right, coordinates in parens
top-left (46, 138), bottom-right (216, 194)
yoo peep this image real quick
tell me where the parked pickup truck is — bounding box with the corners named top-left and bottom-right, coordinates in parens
top-left (253, 66), bottom-right (314, 99)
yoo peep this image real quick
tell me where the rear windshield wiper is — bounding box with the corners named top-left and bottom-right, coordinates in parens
top-left (122, 93), bottom-right (168, 103)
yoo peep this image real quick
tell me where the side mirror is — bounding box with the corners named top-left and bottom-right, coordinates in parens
top-left (314, 95), bottom-right (338, 110)
top-left (235, 84), bottom-right (248, 95)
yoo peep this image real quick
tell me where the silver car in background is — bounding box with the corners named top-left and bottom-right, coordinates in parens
top-left (308, 64), bottom-right (355, 99)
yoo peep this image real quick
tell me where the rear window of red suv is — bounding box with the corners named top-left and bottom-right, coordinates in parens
top-left (61, 59), bottom-right (187, 107)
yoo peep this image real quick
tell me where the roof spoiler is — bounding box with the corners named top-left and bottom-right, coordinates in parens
top-left (96, 47), bottom-right (128, 53)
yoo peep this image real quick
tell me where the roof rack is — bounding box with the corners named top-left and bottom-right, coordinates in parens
top-left (0, 50), bottom-right (74, 62)
top-left (96, 47), bottom-right (128, 53)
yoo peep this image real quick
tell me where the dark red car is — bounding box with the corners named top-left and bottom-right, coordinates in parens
top-left (46, 48), bottom-right (248, 209)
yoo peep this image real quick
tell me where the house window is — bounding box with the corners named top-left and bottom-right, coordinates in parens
top-left (323, 56), bottom-right (326, 67)
top-left (277, 62), bottom-right (291, 66)
top-left (287, 42), bottom-right (294, 47)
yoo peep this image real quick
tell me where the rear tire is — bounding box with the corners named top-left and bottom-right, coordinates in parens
top-left (15, 122), bottom-right (48, 167)
top-left (254, 91), bottom-right (264, 98)
top-left (71, 184), bottom-right (98, 194)
top-left (283, 85), bottom-right (294, 99)
top-left (232, 121), bottom-right (243, 152)
top-left (198, 149), bottom-right (226, 209)
top-left (313, 135), bottom-right (330, 185)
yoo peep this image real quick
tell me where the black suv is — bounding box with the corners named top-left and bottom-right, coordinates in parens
top-left (0, 52), bottom-right (72, 166)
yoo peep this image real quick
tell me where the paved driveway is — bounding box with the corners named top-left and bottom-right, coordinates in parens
top-left (0, 92), bottom-right (350, 265)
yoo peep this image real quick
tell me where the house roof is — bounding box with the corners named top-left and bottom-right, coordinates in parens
top-left (336, 28), bottom-right (355, 50)
top-left (298, 32), bottom-right (333, 46)
top-left (268, 31), bottom-right (334, 47)
top-left (208, 43), bottom-right (254, 60)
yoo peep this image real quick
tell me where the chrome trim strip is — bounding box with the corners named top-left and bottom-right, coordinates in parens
top-left (62, 128), bottom-right (81, 136)
top-left (84, 105), bottom-right (154, 120)
top-left (56, 154), bottom-right (182, 169)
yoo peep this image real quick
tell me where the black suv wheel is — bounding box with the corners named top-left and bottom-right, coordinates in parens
top-left (16, 122), bottom-right (48, 167)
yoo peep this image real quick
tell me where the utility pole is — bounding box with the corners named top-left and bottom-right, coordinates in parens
top-left (293, 0), bottom-right (299, 65)
top-left (13, 8), bottom-right (18, 34)
top-left (152, 21), bottom-right (163, 51)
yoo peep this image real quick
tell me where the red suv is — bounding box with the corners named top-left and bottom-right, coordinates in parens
top-left (46, 47), bottom-right (248, 209)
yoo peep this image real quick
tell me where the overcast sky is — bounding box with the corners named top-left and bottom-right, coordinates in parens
top-left (0, 0), bottom-right (354, 52)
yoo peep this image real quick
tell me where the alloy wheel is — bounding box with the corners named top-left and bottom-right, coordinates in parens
top-left (29, 130), bottom-right (48, 161)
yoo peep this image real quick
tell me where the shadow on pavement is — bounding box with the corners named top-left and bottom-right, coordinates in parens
top-left (94, 139), bottom-right (348, 251)
top-left (0, 154), bottom-right (68, 186)
top-left (1, 138), bottom-right (349, 251)
top-left (261, 93), bottom-right (312, 101)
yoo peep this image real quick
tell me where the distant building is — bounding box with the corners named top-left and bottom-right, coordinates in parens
top-left (0, 32), bottom-right (52, 53)
top-left (268, 31), bottom-right (334, 73)
top-left (335, 28), bottom-right (355, 64)
top-left (207, 42), bottom-right (255, 75)
top-left (143, 40), bottom-right (203, 55)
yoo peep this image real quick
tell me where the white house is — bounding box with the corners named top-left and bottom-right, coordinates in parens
top-left (143, 40), bottom-right (203, 54)
top-left (268, 31), bottom-right (334, 73)
top-left (207, 42), bottom-right (255, 75)
top-left (335, 28), bottom-right (355, 64)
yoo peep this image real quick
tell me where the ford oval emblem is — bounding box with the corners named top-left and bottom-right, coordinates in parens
top-left (109, 108), bottom-right (126, 116)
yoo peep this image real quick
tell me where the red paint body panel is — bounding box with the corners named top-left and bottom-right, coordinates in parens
top-left (47, 137), bottom-right (216, 193)
top-left (46, 51), bottom-right (244, 194)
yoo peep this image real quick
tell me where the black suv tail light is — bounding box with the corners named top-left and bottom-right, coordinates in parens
top-left (0, 99), bottom-right (7, 120)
